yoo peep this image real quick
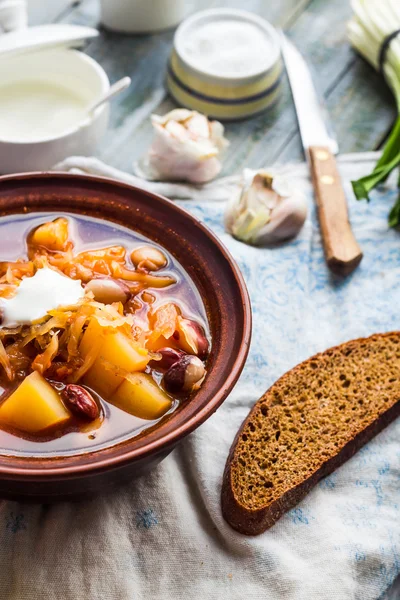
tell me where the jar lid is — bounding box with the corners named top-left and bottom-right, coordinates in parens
top-left (0, 24), bottom-right (98, 59)
top-left (174, 8), bottom-right (281, 84)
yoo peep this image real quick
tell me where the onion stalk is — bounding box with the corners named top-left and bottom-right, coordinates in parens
top-left (348, 0), bottom-right (400, 226)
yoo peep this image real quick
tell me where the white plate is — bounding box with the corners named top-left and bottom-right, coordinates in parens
top-left (0, 24), bottom-right (98, 58)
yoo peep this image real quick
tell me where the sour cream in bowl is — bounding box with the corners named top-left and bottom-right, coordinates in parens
top-left (0, 48), bottom-right (110, 174)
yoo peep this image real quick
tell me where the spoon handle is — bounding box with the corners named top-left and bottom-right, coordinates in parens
top-left (89, 76), bottom-right (131, 114)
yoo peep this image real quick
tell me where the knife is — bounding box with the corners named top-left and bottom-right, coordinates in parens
top-left (280, 33), bottom-right (363, 276)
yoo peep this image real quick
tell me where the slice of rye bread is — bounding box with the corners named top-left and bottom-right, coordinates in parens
top-left (221, 332), bottom-right (400, 535)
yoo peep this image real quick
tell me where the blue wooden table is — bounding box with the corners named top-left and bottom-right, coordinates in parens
top-left (32, 0), bottom-right (396, 175)
top-left (30, 2), bottom-right (400, 598)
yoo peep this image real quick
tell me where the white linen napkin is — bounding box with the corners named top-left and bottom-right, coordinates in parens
top-left (53, 155), bottom-right (240, 202)
top-left (0, 0), bottom-right (26, 33)
top-left (0, 152), bottom-right (398, 600)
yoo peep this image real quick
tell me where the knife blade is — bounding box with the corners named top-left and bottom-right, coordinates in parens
top-left (280, 32), bottom-right (363, 276)
top-left (280, 33), bottom-right (338, 155)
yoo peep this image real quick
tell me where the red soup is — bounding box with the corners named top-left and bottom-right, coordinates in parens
top-left (0, 213), bottom-right (210, 457)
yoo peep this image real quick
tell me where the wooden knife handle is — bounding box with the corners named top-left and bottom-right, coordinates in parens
top-left (308, 146), bottom-right (363, 276)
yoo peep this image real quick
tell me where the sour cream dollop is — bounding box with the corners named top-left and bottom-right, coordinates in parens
top-left (0, 267), bottom-right (84, 328)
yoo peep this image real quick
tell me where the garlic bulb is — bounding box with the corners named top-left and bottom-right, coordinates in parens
top-left (147, 109), bottom-right (228, 184)
top-left (225, 169), bottom-right (307, 245)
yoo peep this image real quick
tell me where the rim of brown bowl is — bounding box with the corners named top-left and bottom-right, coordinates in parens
top-left (0, 172), bottom-right (252, 482)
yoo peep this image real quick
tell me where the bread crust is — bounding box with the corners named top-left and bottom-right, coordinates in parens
top-left (221, 332), bottom-right (400, 535)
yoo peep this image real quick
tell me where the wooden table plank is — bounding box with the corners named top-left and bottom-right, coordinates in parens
top-left (239, 0), bottom-right (395, 167)
top-left (123, 0), bottom-right (384, 174)
top-left (277, 59), bottom-right (395, 163)
top-left (59, 0), bottom-right (395, 176)
top-left (60, 0), bottom-right (313, 172)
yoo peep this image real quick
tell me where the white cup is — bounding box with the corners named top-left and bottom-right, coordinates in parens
top-left (0, 0), bottom-right (27, 33)
top-left (100, 0), bottom-right (187, 33)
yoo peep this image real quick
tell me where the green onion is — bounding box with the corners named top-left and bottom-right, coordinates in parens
top-left (348, 0), bottom-right (400, 226)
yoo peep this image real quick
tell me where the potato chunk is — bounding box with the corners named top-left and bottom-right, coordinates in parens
top-left (145, 334), bottom-right (179, 352)
top-left (79, 319), bottom-right (103, 360)
top-left (80, 320), bottom-right (149, 398)
top-left (0, 372), bottom-right (70, 434)
top-left (30, 217), bottom-right (70, 251)
top-left (111, 373), bottom-right (172, 420)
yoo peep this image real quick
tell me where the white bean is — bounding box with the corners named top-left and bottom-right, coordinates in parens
top-left (85, 278), bottom-right (130, 304)
top-left (131, 246), bottom-right (167, 271)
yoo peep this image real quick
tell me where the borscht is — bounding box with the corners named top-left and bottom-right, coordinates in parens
top-left (0, 213), bottom-right (210, 456)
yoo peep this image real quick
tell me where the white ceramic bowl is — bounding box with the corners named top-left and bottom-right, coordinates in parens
top-left (0, 48), bottom-right (110, 174)
top-left (100, 0), bottom-right (186, 33)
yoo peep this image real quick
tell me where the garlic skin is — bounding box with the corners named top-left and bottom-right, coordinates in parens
top-left (147, 109), bottom-right (228, 184)
top-left (225, 169), bottom-right (307, 245)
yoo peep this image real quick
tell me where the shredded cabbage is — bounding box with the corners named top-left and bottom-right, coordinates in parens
top-left (0, 218), bottom-right (177, 384)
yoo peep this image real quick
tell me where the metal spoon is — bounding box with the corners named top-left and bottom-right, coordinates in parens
top-left (88, 76), bottom-right (131, 115)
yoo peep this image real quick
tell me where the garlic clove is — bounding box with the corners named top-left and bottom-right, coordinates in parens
top-left (256, 194), bottom-right (308, 245)
top-left (165, 120), bottom-right (191, 141)
top-left (210, 120), bottom-right (229, 151)
top-left (186, 113), bottom-right (211, 139)
top-left (147, 109), bottom-right (228, 184)
top-left (225, 168), bottom-right (308, 246)
top-left (231, 207), bottom-right (272, 244)
top-left (152, 109), bottom-right (193, 127)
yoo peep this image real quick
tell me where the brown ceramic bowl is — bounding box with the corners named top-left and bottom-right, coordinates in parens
top-left (0, 172), bottom-right (251, 501)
